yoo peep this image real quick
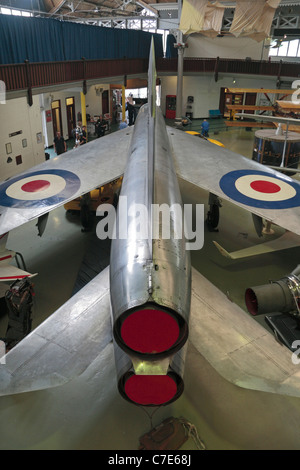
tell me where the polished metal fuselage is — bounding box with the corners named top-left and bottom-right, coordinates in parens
top-left (110, 104), bottom-right (191, 340)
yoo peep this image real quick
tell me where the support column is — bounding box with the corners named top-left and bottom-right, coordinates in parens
top-left (80, 92), bottom-right (86, 127)
top-left (175, 33), bottom-right (184, 123)
top-left (175, 0), bottom-right (186, 126)
top-left (122, 86), bottom-right (126, 122)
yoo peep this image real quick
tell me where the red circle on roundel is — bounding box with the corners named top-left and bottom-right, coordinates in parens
top-left (250, 180), bottom-right (281, 194)
top-left (121, 309), bottom-right (180, 354)
top-left (21, 180), bottom-right (51, 193)
top-left (124, 375), bottom-right (177, 405)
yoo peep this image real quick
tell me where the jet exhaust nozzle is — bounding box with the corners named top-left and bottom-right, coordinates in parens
top-left (118, 371), bottom-right (184, 407)
top-left (113, 339), bottom-right (186, 407)
top-left (245, 274), bottom-right (300, 316)
top-left (113, 302), bottom-right (189, 360)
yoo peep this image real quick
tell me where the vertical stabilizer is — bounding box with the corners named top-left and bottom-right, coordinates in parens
top-left (148, 36), bottom-right (157, 120)
top-left (147, 37), bottom-right (157, 257)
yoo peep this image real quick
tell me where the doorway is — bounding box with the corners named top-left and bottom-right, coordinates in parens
top-left (102, 90), bottom-right (109, 115)
top-left (66, 97), bottom-right (75, 138)
top-left (51, 100), bottom-right (63, 137)
top-left (219, 88), bottom-right (244, 119)
top-left (245, 93), bottom-right (257, 114)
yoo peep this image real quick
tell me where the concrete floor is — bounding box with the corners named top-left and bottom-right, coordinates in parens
top-left (1, 122), bottom-right (300, 450)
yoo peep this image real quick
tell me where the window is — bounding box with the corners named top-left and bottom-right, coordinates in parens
top-left (1, 7), bottom-right (11, 15)
top-left (269, 38), bottom-right (300, 58)
top-left (268, 42), bottom-right (279, 56)
top-left (0, 7), bottom-right (32, 16)
top-left (278, 41), bottom-right (289, 56)
top-left (287, 39), bottom-right (299, 56)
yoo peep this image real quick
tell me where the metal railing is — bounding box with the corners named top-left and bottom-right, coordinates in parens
top-left (0, 57), bottom-right (299, 93)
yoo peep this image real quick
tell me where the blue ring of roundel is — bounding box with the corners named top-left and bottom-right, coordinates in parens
top-left (0, 169), bottom-right (81, 208)
top-left (219, 169), bottom-right (300, 209)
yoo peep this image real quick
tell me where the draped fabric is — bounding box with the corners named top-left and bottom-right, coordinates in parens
top-left (179, 0), bottom-right (208, 34)
top-left (166, 34), bottom-right (177, 58)
top-left (0, 15), bottom-right (163, 64)
top-left (230, 0), bottom-right (281, 42)
top-left (179, 0), bottom-right (225, 37)
top-left (202, 2), bottom-right (225, 38)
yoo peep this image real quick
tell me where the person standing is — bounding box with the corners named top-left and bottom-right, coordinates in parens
top-left (201, 119), bottom-right (210, 137)
top-left (126, 94), bottom-right (136, 126)
top-left (73, 132), bottom-right (80, 148)
top-left (80, 125), bottom-right (87, 145)
top-left (53, 131), bottom-right (67, 155)
top-left (95, 116), bottom-right (107, 138)
top-left (119, 119), bottom-right (128, 130)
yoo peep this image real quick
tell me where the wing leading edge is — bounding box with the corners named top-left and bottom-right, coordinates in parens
top-left (0, 267), bottom-right (111, 396)
top-left (168, 126), bottom-right (300, 236)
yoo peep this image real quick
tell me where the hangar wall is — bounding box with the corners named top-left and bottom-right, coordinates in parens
top-left (160, 74), bottom-right (278, 120)
top-left (184, 35), bottom-right (269, 61)
top-left (0, 95), bottom-right (45, 181)
top-left (40, 84), bottom-right (110, 147)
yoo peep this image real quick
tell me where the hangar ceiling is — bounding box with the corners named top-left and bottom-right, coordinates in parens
top-left (0, 0), bottom-right (172, 19)
top-left (0, 1), bottom-right (300, 21)
top-left (1, 0), bottom-right (300, 35)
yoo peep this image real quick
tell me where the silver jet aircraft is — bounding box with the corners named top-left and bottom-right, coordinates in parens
top-left (1, 40), bottom-right (300, 405)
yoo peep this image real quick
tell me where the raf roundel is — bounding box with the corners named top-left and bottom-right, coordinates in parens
top-left (219, 169), bottom-right (300, 209)
top-left (0, 169), bottom-right (81, 208)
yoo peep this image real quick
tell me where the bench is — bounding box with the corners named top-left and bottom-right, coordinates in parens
top-left (209, 109), bottom-right (222, 118)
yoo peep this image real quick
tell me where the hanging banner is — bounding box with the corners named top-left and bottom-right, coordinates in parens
top-left (230, 0), bottom-right (281, 42)
top-left (201, 2), bottom-right (225, 38)
top-left (179, 0), bottom-right (225, 37)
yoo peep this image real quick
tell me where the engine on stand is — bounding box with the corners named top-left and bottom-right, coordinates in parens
top-left (245, 265), bottom-right (300, 351)
top-left (2, 278), bottom-right (34, 351)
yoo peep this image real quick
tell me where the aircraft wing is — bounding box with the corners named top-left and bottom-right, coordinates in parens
top-left (0, 264), bottom-right (37, 282)
top-left (235, 113), bottom-right (300, 127)
top-left (0, 267), bottom-right (111, 396)
top-left (0, 128), bottom-right (133, 237)
top-left (1, 266), bottom-right (300, 398)
top-left (213, 231), bottom-right (300, 260)
top-left (167, 127), bottom-right (300, 236)
top-left (190, 268), bottom-right (300, 398)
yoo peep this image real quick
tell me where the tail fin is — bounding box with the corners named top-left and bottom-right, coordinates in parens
top-left (148, 36), bottom-right (157, 119)
top-left (147, 37), bottom-right (157, 256)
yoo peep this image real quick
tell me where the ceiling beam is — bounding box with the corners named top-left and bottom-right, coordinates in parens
top-left (48, 0), bottom-right (67, 14)
top-left (135, 0), bottom-right (158, 16)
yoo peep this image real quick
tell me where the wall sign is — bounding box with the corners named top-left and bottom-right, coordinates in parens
top-left (9, 130), bottom-right (22, 137)
top-left (36, 132), bottom-right (42, 144)
top-left (5, 143), bottom-right (12, 154)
